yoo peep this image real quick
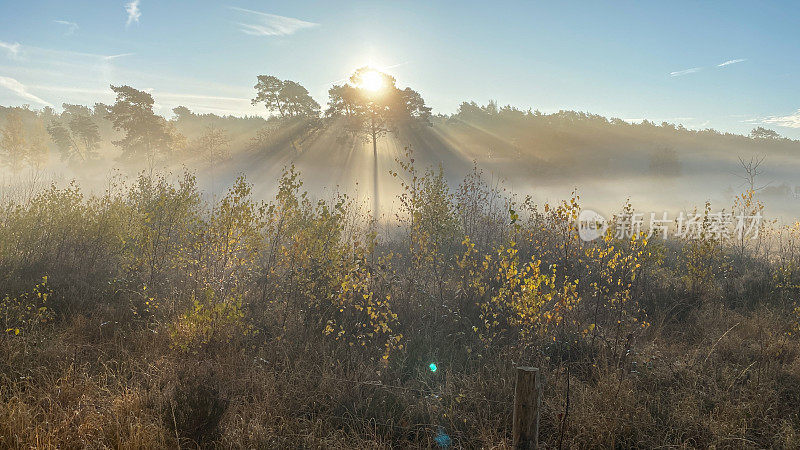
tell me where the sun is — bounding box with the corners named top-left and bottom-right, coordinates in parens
top-left (357, 69), bottom-right (385, 92)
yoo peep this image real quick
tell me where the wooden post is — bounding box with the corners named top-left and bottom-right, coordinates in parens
top-left (512, 367), bottom-right (541, 449)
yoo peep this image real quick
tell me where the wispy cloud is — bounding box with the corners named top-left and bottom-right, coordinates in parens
top-left (669, 58), bottom-right (747, 77)
top-left (230, 7), bottom-right (318, 36)
top-left (0, 39), bottom-right (263, 117)
top-left (104, 52), bottom-right (135, 61)
top-left (0, 75), bottom-right (51, 106)
top-left (718, 58), bottom-right (746, 67)
top-left (126, 0), bottom-right (141, 27)
top-left (27, 84), bottom-right (110, 96)
top-left (752, 110), bottom-right (800, 128)
top-left (54, 20), bottom-right (79, 36)
top-left (0, 41), bottom-right (21, 58)
top-left (670, 67), bottom-right (701, 77)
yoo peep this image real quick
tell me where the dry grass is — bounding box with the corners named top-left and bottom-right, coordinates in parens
top-left (2, 162), bottom-right (800, 448)
top-left (3, 302), bottom-right (800, 448)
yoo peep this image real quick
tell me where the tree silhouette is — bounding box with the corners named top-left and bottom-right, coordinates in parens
top-left (106, 85), bottom-right (182, 162)
top-left (749, 127), bottom-right (780, 140)
top-left (47, 103), bottom-right (101, 162)
top-left (172, 106), bottom-right (194, 122)
top-left (326, 67), bottom-right (431, 218)
top-left (327, 67), bottom-right (431, 149)
top-left (251, 76), bottom-right (320, 118)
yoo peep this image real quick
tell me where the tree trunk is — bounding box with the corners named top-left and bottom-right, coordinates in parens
top-left (372, 129), bottom-right (379, 222)
top-left (371, 114), bottom-right (379, 223)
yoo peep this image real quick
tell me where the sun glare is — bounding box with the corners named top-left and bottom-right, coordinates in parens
top-left (358, 69), bottom-right (385, 92)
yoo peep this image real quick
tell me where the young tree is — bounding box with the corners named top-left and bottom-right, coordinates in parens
top-left (0, 110), bottom-right (50, 171)
top-left (251, 76), bottom-right (320, 118)
top-left (47, 103), bottom-right (101, 162)
top-left (192, 125), bottom-right (231, 194)
top-left (27, 119), bottom-right (49, 169)
top-left (0, 110), bottom-right (27, 171)
top-left (106, 85), bottom-right (180, 161)
top-left (326, 67), bottom-right (432, 218)
top-left (194, 125), bottom-right (230, 163)
top-left (194, 125), bottom-right (231, 167)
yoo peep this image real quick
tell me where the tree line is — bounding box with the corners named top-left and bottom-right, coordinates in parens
top-left (0, 67), bottom-right (790, 172)
top-left (0, 67), bottom-right (433, 171)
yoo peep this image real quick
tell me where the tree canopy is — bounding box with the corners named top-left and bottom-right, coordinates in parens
top-left (0, 109), bottom-right (49, 171)
top-left (251, 76), bottom-right (320, 118)
top-left (46, 103), bottom-right (101, 162)
top-left (0, 111), bottom-right (27, 170)
top-left (106, 85), bottom-right (184, 160)
top-left (325, 66), bottom-right (431, 144)
top-left (750, 127), bottom-right (781, 140)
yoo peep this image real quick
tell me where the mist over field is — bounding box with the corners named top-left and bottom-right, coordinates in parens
top-left (2, 98), bottom-right (799, 222)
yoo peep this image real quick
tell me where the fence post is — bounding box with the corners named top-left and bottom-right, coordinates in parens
top-left (512, 366), bottom-right (541, 449)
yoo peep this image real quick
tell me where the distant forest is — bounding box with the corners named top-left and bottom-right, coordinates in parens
top-left (0, 83), bottom-right (797, 170)
top-left (1, 79), bottom-right (799, 215)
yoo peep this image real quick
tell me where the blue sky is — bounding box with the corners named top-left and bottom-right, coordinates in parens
top-left (1, 1), bottom-right (799, 137)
